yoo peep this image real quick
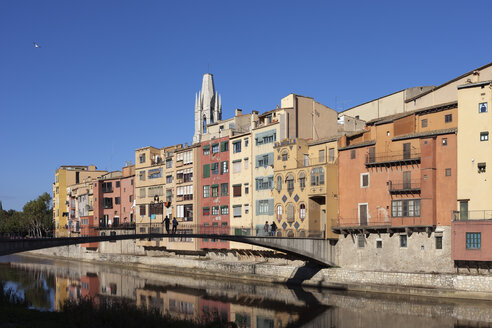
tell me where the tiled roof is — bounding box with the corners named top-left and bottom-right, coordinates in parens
top-left (392, 128), bottom-right (457, 141)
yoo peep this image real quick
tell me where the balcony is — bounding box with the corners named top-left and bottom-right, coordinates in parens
top-left (296, 158), bottom-right (336, 168)
top-left (452, 210), bottom-right (492, 221)
top-left (333, 216), bottom-right (433, 236)
top-left (388, 180), bottom-right (421, 194)
top-left (365, 151), bottom-right (420, 168)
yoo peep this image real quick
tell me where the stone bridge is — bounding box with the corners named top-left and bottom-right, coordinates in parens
top-left (0, 234), bottom-right (337, 267)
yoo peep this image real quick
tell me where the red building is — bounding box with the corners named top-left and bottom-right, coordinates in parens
top-left (80, 215), bottom-right (98, 249)
top-left (199, 137), bottom-right (230, 249)
top-left (93, 165), bottom-right (135, 228)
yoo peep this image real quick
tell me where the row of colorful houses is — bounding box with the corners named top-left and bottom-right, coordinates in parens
top-left (53, 62), bottom-right (492, 272)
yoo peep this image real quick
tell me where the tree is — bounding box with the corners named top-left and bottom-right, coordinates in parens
top-left (22, 193), bottom-right (53, 237)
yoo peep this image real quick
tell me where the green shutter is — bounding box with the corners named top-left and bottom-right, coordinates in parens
top-left (221, 141), bottom-right (228, 152)
top-left (203, 164), bottom-right (210, 178)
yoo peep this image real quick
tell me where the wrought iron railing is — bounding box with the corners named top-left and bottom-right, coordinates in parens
top-left (365, 151), bottom-right (420, 164)
top-left (388, 180), bottom-right (421, 192)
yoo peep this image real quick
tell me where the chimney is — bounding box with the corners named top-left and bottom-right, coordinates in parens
top-left (88, 165), bottom-right (96, 171)
top-left (235, 108), bottom-right (243, 116)
top-left (472, 70), bottom-right (480, 83)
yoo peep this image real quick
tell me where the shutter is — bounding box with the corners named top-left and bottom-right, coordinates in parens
top-left (268, 153), bottom-right (274, 166)
top-left (256, 200), bottom-right (260, 215)
top-left (203, 164), bottom-right (210, 178)
top-left (255, 155), bottom-right (261, 168)
top-left (268, 199), bottom-right (274, 215)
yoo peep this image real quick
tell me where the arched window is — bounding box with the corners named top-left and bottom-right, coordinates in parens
top-left (299, 203), bottom-right (306, 220)
top-left (311, 167), bottom-right (325, 186)
top-left (299, 230), bottom-right (306, 238)
top-left (281, 150), bottom-right (288, 161)
top-left (287, 230), bottom-right (294, 238)
top-left (276, 175), bottom-right (282, 192)
top-left (298, 171), bottom-right (306, 190)
top-left (286, 174), bottom-right (294, 193)
top-left (203, 116), bottom-right (207, 133)
top-left (287, 203), bottom-right (294, 222)
top-left (276, 205), bottom-right (283, 221)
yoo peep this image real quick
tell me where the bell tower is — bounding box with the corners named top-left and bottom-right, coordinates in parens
top-left (193, 73), bottom-right (222, 144)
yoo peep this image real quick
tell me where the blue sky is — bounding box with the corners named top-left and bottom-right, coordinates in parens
top-left (1, 0), bottom-right (491, 211)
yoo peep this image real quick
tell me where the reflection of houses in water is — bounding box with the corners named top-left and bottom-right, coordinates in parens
top-left (54, 277), bottom-right (69, 311)
top-left (81, 272), bottom-right (100, 300)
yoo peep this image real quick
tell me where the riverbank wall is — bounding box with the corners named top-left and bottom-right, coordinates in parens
top-left (24, 244), bottom-right (492, 301)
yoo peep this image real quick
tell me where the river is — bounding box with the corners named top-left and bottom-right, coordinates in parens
top-left (1, 254), bottom-right (492, 327)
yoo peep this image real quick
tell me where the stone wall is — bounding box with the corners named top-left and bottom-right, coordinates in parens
top-left (336, 226), bottom-right (454, 273)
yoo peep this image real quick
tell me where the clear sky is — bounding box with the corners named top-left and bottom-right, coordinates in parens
top-left (1, 0), bottom-right (491, 211)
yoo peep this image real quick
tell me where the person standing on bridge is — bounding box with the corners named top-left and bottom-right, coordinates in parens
top-left (164, 216), bottom-right (170, 234)
top-left (264, 221), bottom-right (269, 236)
top-left (172, 217), bottom-right (178, 234)
top-left (270, 221), bottom-right (277, 236)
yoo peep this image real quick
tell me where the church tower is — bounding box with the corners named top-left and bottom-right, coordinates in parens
top-left (193, 73), bottom-right (222, 144)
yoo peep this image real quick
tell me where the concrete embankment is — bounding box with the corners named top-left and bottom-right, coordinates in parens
top-left (24, 245), bottom-right (492, 301)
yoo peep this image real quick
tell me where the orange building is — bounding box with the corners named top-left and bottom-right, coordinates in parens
top-left (335, 103), bottom-right (458, 273)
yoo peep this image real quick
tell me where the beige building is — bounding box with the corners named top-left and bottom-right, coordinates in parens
top-left (457, 80), bottom-right (492, 217)
top-left (53, 165), bottom-right (107, 237)
top-left (66, 177), bottom-right (97, 236)
top-left (273, 137), bottom-right (339, 238)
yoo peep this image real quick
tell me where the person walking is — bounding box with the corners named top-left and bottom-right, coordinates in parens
top-left (264, 221), bottom-right (269, 236)
top-left (270, 221), bottom-right (277, 236)
top-left (172, 217), bottom-right (178, 234)
top-left (164, 216), bottom-right (170, 234)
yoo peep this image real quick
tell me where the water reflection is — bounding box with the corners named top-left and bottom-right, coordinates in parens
top-left (2, 255), bottom-right (492, 327)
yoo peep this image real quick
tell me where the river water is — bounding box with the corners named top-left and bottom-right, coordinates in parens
top-left (1, 254), bottom-right (492, 328)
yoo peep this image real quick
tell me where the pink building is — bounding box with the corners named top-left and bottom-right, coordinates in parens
top-left (93, 165), bottom-right (135, 228)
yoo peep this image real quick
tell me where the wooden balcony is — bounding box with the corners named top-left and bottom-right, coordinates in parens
top-left (388, 180), bottom-right (421, 194)
top-left (365, 151), bottom-right (420, 168)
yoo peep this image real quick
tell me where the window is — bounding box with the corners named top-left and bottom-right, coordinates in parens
top-left (466, 232), bottom-right (481, 249)
top-left (139, 205), bottom-right (146, 216)
top-left (129, 195), bottom-right (133, 202)
top-left (286, 174), bottom-right (294, 192)
top-left (212, 143), bottom-right (219, 154)
top-left (436, 236), bottom-right (442, 249)
top-left (148, 168), bottom-right (162, 179)
top-left (203, 164), bottom-right (210, 178)
top-left (445, 114), bottom-right (452, 123)
top-left (221, 183), bottom-right (229, 196)
top-left (233, 184), bottom-right (241, 197)
top-left (281, 151), bottom-right (288, 161)
top-left (102, 182), bottom-right (113, 193)
top-left (257, 200), bottom-right (271, 215)
top-left (421, 119), bottom-right (428, 128)
top-left (481, 131), bottom-right (489, 141)
top-left (233, 205), bottom-right (242, 218)
top-left (211, 185), bottom-right (219, 197)
top-left (233, 141), bottom-right (241, 153)
top-left (212, 206), bottom-right (219, 215)
top-left (479, 102), bottom-right (488, 113)
top-left (116, 181), bottom-right (120, 188)
top-left (203, 185), bottom-right (210, 198)
top-left (276, 176), bottom-right (282, 192)
top-left (376, 240), bottom-right (382, 248)
top-left (244, 184), bottom-right (249, 194)
top-left (244, 138), bottom-right (249, 147)
top-left (445, 168), bottom-right (452, 176)
top-left (211, 162), bottom-right (219, 175)
top-left (357, 235), bottom-right (364, 248)
top-left (166, 175), bottom-right (172, 183)
top-left (139, 153), bottom-right (146, 163)
top-left (256, 153), bottom-right (273, 167)
top-left (166, 158), bottom-right (172, 168)
top-left (286, 203), bottom-right (294, 222)
top-left (115, 197), bottom-right (120, 205)
top-left (203, 207), bottom-right (210, 216)
top-left (299, 172), bottom-right (306, 189)
top-left (139, 187), bottom-right (146, 198)
top-left (400, 235), bottom-right (407, 248)
top-left (244, 204), bottom-right (249, 214)
top-left (299, 204), bottom-right (306, 220)
top-left (360, 173), bottom-right (369, 188)
top-left (391, 199), bottom-right (421, 217)
top-left (203, 145), bottom-right (210, 155)
top-left (233, 160), bottom-right (241, 173)
top-left (329, 148), bottom-right (335, 162)
top-left (221, 161), bottom-right (229, 174)
top-left (350, 149), bottom-right (356, 159)
top-left (256, 176), bottom-right (274, 190)
top-left (311, 167), bottom-right (325, 186)
top-left (442, 138), bottom-right (447, 146)
top-left (478, 162), bottom-right (486, 173)
top-left (221, 141), bottom-right (229, 152)
top-left (255, 130), bottom-right (276, 145)
top-left (276, 205), bottom-right (282, 220)
top-left (319, 149), bottom-right (325, 162)
top-left (220, 206), bottom-right (228, 215)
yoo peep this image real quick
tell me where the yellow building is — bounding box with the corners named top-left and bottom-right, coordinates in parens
top-left (53, 165), bottom-right (107, 237)
top-left (273, 137), bottom-right (339, 238)
top-left (457, 80), bottom-right (492, 217)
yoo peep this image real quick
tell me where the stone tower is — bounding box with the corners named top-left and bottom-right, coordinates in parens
top-left (193, 73), bottom-right (222, 144)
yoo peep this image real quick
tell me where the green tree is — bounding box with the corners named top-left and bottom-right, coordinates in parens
top-left (23, 193), bottom-right (53, 237)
